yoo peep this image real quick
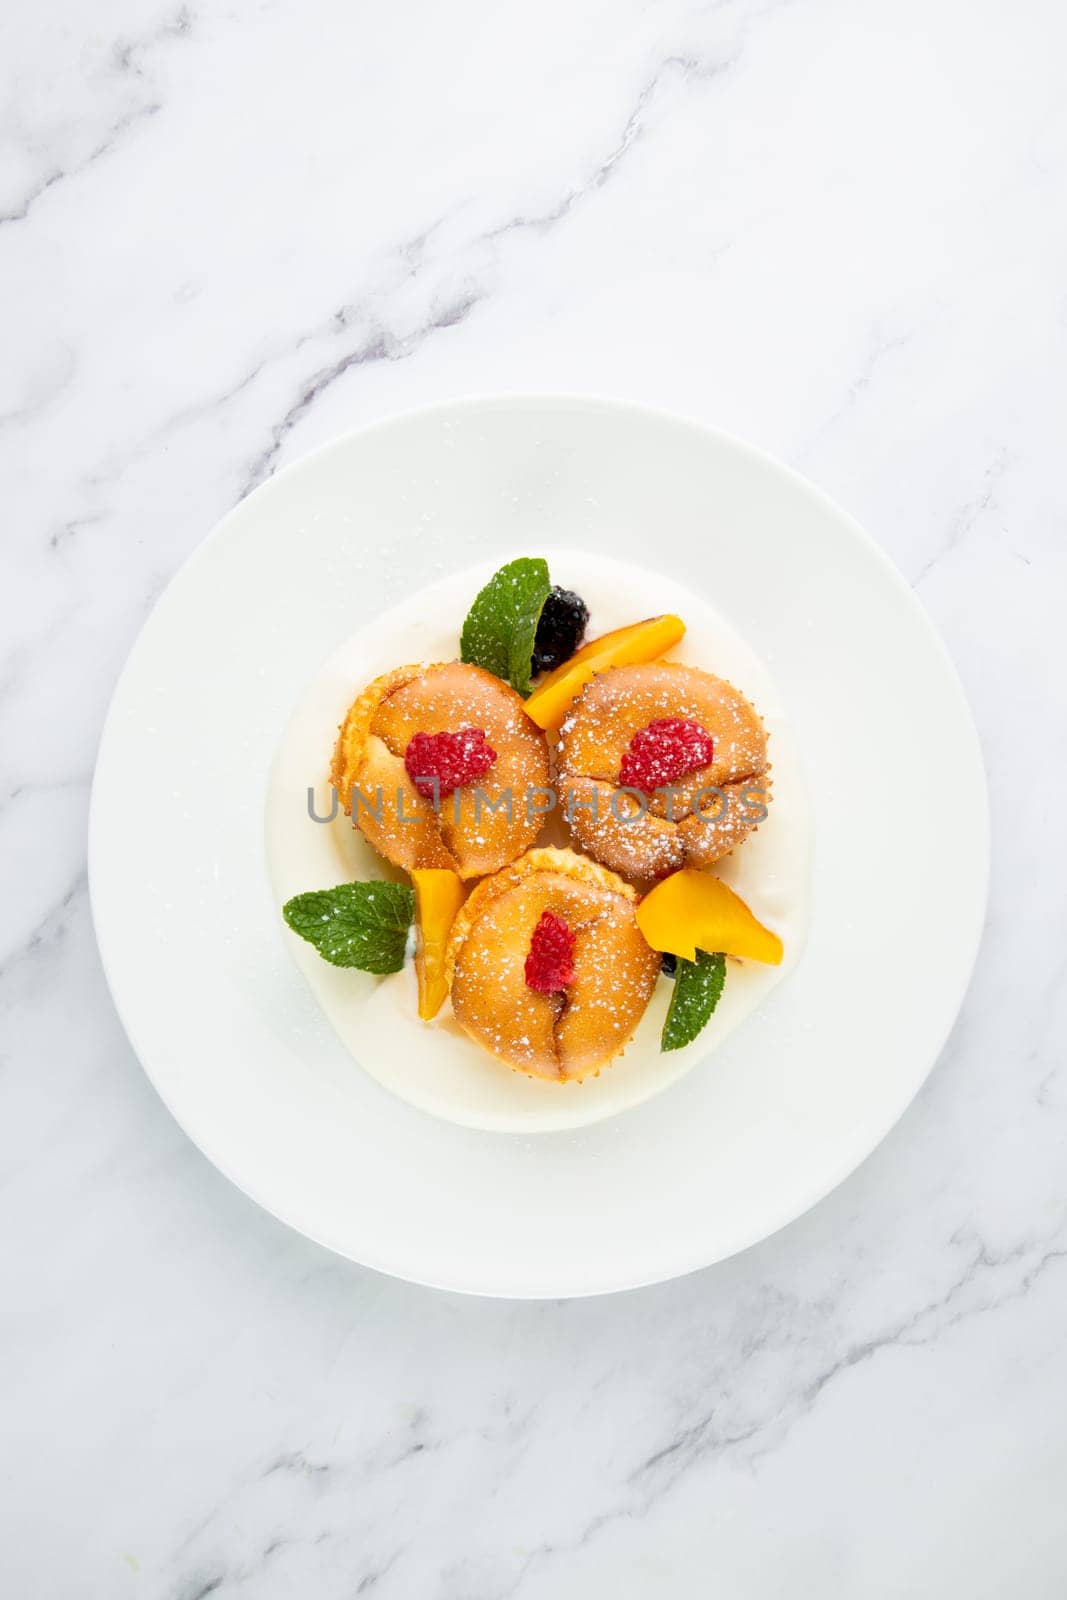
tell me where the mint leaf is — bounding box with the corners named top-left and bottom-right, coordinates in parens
top-left (283, 881), bottom-right (414, 973)
top-left (460, 557), bottom-right (551, 696)
top-left (661, 949), bottom-right (726, 1051)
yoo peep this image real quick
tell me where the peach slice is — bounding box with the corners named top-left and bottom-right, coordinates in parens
top-left (524, 614), bottom-right (686, 730)
top-left (636, 869), bottom-right (783, 965)
top-left (412, 868), bottom-right (467, 1019)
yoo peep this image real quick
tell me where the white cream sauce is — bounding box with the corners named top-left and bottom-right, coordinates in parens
top-left (265, 551), bottom-right (812, 1132)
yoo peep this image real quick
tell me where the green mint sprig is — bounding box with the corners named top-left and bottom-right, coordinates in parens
top-left (460, 557), bottom-right (551, 697)
top-left (661, 950), bottom-right (727, 1051)
top-left (282, 880), bottom-right (414, 973)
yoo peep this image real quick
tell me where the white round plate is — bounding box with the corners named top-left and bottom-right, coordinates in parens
top-left (90, 397), bottom-right (988, 1298)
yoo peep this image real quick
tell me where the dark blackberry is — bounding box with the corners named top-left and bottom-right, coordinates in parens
top-left (660, 952), bottom-right (678, 977)
top-left (531, 586), bottom-right (589, 674)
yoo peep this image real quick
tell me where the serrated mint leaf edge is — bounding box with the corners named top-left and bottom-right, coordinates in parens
top-left (661, 949), bottom-right (727, 1051)
top-left (459, 557), bottom-right (551, 696)
top-left (505, 562), bottom-right (552, 697)
top-left (282, 881), bottom-right (414, 974)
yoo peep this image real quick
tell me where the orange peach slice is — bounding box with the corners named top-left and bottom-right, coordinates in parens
top-left (412, 868), bottom-right (467, 1019)
top-left (636, 869), bottom-right (783, 965)
top-left (524, 614), bottom-right (686, 730)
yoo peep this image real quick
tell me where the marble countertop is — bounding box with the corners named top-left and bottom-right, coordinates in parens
top-left (4, 1), bottom-right (1065, 1594)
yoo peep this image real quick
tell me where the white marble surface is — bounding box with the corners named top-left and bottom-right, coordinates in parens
top-left (3, 0), bottom-right (1066, 1593)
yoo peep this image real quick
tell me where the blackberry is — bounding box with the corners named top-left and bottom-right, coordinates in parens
top-left (531, 586), bottom-right (589, 674)
top-left (660, 952), bottom-right (678, 977)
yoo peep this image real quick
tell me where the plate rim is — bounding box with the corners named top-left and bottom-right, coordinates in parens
top-left (88, 393), bottom-right (991, 1297)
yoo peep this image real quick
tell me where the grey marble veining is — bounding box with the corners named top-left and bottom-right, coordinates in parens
top-left (3, 0), bottom-right (1066, 1594)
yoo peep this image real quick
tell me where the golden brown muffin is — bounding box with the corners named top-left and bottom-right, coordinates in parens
top-left (445, 847), bottom-right (660, 1080)
top-left (331, 662), bottom-right (550, 879)
top-left (556, 662), bottom-right (771, 880)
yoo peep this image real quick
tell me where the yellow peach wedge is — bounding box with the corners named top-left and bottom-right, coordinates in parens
top-left (636, 869), bottom-right (783, 966)
top-left (412, 868), bottom-right (467, 1020)
top-left (524, 614), bottom-right (686, 731)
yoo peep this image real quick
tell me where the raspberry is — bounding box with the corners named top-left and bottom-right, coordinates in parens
top-left (524, 910), bottom-right (576, 993)
top-left (404, 728), bottom-right (497, 798)
top-left (532, 587), bottom-right (590, 674)
top-left (619, 717), bottom-right (714, 793)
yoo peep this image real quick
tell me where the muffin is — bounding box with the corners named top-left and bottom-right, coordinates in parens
top-left (445, 847), bottom-right (660, 1080)
top-left (556, 661), bottom-right (770, 880)
top-left (331, 662), bottom-right (549, 879)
